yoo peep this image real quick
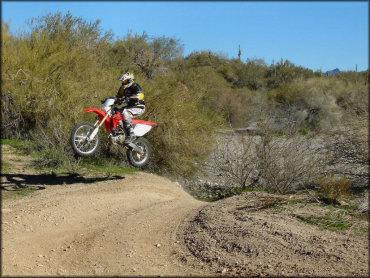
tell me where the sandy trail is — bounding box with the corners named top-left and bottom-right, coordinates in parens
top-left (2, 172), bottom-right (209, 276)
top-left (2, 144), bottom-right (367, 277)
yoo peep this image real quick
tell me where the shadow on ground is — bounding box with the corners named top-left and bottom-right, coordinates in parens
top-left (0, 173), bottom-right (125, 191)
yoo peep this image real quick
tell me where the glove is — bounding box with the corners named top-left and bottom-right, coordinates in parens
top-left (117, 97), bottom-right (130, 105)
top-left (116, 97), bottom-right (124, 105)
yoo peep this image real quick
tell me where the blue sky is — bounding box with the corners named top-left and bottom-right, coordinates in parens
top-left (2, 1), bottom-right (369, 72)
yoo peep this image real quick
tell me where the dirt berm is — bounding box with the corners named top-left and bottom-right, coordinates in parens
top-left (1, 146), bottom-right (368, 276)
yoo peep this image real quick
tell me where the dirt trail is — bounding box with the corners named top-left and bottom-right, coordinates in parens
top-left (2, 170), bottom-right (210, 276)
top-left (2, 144), bottom-right (368, 277)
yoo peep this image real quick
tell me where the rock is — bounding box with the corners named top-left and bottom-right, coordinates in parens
top-left (155, 243), bottom-right (161, 248)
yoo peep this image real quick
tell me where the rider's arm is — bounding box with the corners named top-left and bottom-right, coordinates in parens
top-left (116, 86), bottom-right (125, 98)
top-left (127, 84), bottom-right (145, 106)
top-left (128, 84), bottom-right (143, 99)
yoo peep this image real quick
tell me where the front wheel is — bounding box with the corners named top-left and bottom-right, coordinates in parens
top-left (71, 122), bottom-right (100, 157)
top-left (127, 137), bottom-right (152, 168)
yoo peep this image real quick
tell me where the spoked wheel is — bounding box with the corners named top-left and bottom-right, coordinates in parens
top-left (127, 137), bottom-right (152, 168)
top-left (71, 122), bottom-right (100, 157)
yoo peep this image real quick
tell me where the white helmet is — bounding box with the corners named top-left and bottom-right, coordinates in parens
top-left (119, 72), bottom-right (135, 89)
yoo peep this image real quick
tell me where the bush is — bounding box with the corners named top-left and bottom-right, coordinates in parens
top-left (266, 76), bottom-right (368, 133)
top-left (2, 13), bottom-right (115, 146)
top-left (207, 133), bottom-right (261, 190)
top-left (143, 76), bottom-right (223, 176)
top-left (265, 59), bottom-right (314, 89)
top-left (316, 172), bottom-right (351, 205)
top-left (1, 12), bottom-right (224, 177)
top-left (207, 115), bottom-right (329, 194)
top-left (255, 118), bottom-right (328, 194)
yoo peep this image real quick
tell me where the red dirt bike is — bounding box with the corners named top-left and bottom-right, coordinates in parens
top-left (70, 97), bottom-right (157, 168)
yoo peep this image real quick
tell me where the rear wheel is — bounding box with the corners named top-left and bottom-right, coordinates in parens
top-left (71, 122), bottom-right (100, 157)
top-left (127, 137), bottom-right (152, 168)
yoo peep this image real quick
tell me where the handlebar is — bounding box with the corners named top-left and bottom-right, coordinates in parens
top-left (100, 97), bottom-right (128, 105)
top-left (116, 97), bottom-right (128, 105)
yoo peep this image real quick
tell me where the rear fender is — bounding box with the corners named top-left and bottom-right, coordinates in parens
top-left (132, 119), bottom-right (157, 136)
top-left (132, 119), bottom-right (158, 126)
top-left (133, 124), bottom-right (154, 136)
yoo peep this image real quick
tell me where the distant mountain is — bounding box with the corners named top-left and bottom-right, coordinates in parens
top-left (325, 68), bottom-right (340, 76)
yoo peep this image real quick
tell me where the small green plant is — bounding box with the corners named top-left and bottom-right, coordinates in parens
top-left (2, 188), bottom-right (38, 200)
top-left (79, 157), bottom-right (139, 177)
top-left (13, 188), bottom-right (38, 197)
top-left (0, 138), bottom-right (24, 149)
top-left (299, 127), bottom-right (308, 135)
top-left (316, 173), bottom-right (351, 205)
top-left (298, 211), bottom-right (352, 231)
top-left (1, 139), bottom-right (29, 155)
top-left (270, 198), bottom-right (303, 211)
top-left (276, 131), bottom-right (285, 137)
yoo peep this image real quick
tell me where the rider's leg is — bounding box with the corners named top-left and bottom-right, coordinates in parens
top-left (122, 108), bottom-right (135, 143)
top-left (122, 106), bottom-right (146, 143)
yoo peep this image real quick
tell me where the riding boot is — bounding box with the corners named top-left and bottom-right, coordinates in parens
top-left (124, 124), bottom-right (136, 143)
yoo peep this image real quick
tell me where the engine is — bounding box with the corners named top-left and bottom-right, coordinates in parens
top-left (109, 125), bottom-right (126, 145)
top-left (109, 133), bottom-right (126, 145)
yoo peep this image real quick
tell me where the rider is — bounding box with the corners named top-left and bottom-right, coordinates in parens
top-left (116, 72), bottom-right (146, 143)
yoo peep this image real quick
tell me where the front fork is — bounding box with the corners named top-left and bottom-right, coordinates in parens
top-left (87, 111), bottom-right (111, 141)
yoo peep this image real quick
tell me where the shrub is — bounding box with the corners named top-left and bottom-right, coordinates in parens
top-left (265, 59), bottom-right (313, 89)
top-left (255, 118), bottom-right (328, 194)
top-left (108, 32), bottom-right (183, 79)
top-left (316, 172), bottom-right (351, 204)
top-left (1, 13), bottom-right (223, 177)
top-left (207, 133), bottom-right (261, 190)
top-left (143, 76), bottom-right (223, 176)
top-left (207, 115), bottom-right (328, 194)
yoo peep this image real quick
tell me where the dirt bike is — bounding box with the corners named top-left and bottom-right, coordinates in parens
top-left (70, 97), bottom-right (157, 168)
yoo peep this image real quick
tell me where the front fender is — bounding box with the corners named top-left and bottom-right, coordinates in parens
top-left (84, 108), bottom-right (106, 118)
top-left (84, 108), bottom-right (112, 131)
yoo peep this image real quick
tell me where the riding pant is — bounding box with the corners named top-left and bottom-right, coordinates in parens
top-left (121, 106), bottom-right (146, 125)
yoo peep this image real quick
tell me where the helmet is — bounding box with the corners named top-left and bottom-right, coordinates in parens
top-left (119, 72), bottom-right (135, 89)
